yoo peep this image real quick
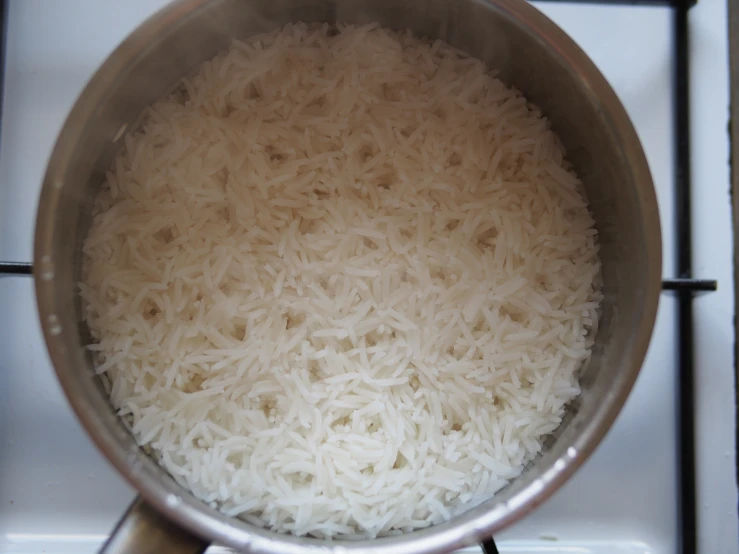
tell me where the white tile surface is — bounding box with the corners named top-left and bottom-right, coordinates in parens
top-left (0, 1), bottom-right (734, 553)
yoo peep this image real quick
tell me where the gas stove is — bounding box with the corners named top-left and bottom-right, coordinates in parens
top-left (0, 1), bottom-right (735, 553)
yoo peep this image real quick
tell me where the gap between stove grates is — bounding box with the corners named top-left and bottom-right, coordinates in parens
top-left (0, 0), bottom-right (716, 553)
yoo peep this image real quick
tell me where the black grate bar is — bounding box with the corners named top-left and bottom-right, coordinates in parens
top-left (0, 261), bottom-right (32, 275)
top-left (0, 262), bottom-right (719, 290)
top-left (662, 278), bottom-right (718, 292)
top-left (673, 0), bottom-right (696, 553)
top-left (481, 538), bottom-right (500, 554)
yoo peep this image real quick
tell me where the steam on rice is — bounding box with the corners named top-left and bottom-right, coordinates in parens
top-left (80, 22), bottom-right (602, 539)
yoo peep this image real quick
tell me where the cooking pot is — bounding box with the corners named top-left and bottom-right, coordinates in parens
top-left (33, 0), bottom-right (662, 552)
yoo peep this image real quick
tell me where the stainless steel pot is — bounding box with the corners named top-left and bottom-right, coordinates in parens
top-left (33, 0), bottom-right (662, 552)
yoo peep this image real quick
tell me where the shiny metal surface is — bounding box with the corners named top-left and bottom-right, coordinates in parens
top-left (33, 0), bottom-right (662, 553)
top-left (101, 498), bottom-right (209, 554)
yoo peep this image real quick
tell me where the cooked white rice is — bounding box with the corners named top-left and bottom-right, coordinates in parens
top-left (81, 22), bottom-right (602, 539)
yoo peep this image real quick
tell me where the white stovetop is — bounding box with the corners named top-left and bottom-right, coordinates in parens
top-left (0, 1), bottom-right (735, 553)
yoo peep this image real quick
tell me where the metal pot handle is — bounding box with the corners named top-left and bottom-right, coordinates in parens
top-left (100, 496), bottom-right (210, 554)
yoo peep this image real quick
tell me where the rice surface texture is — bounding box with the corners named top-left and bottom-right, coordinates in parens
top-left (81, 22), bottom-right (603, 539)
